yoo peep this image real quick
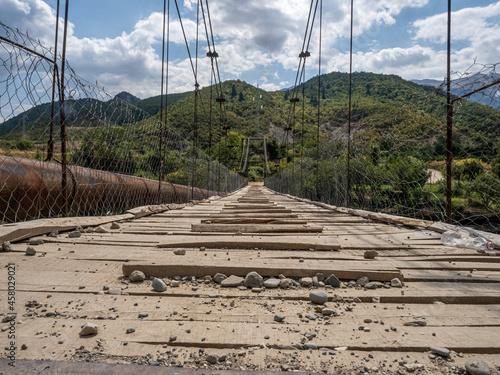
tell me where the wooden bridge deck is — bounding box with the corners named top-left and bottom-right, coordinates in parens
top-left (1, 184), bottom-right (499, 374)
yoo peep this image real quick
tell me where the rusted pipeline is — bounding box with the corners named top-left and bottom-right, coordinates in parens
top-left (0, 155), bottom-right (219, 222)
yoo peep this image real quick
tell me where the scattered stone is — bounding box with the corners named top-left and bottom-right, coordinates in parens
top-left (300, 277), bottom-right (314, 286)
top-left (49, 231), bottom-right (58, 237)
top-left (213, 273), bottom-right (227, 284)
top-left (279, 278), bottom-right (292, 288)
top-left (206, 355), bottom-right (218, 364)
top-left (405, 317), bottom-right (427, 327)
top-left (304, 342), bottom-right (318, 350)
top-left (108, 289), bottom-right (122, 295)
top-left (138, 312), bottom-right (149, 318)
top-left (148, 360), bottom-right (160, 366)
top-left (299, 258), bottom-right (304, 263)
top-left (68, 231), bottom-right (81, 238)
top-left (430, 346), bottom-right (450, 357)
top-left (152, 278), bottom-right (167, 292)
top-left (129, 270), bottom-right (146, 282)
top-left (29, 237), bottom-right (44, 245)
top-left (110, 222), bottom-right (120, 229)
top-left (169, 335), bottom-right (177, 342)
top-left (25, 246), bottom-right (36, 256)
top-left (322, 308), bottom-right (335, 316)
top-left (21, 344), bottom-right (27, 350)
top-left (126, 327), bottom-right (135, 334)
top-left (94, 226), bottom-right (108, 233)
top-left (274, 315), bottom-right (285, 322)
top-left (364, 250), bottom-right (378, 259)
top-left (364, 282), bottom-right (379, 290)
top-left (2, 241), bottom-right (13, 252)
top-left (312, 276), bottom-right (319, 287)
top-left (391, 278), bottom-right (403, 288)
top-left (171, 280), bottom-right (180, 287)
top-left (364, 318), bottom-right (373, 324)
top-left (465, 359), bottom-right (491, 375)
top-left (356, 277), bottom-right (370, 286)
top-left (309, 291), bottom-right (328, 305)
top-left (79, 323), bottom-right (98, 336)
top-left (2, 314), bottom-right (16, 323)
top-left (221, 275), bottom-right (244, 287)
top-left (316, 273), bottom-right (325, 282)
top-left (244, 271), bottom-right (263, 288)
top-left (251, 287), bottom-right (263, 293)
top-left (173, 248), bottom-right (186, 255)
top-left (305, 314), bottom-right (317, 320)
top-left (199, 247), bottom-right (206, 251)
top-left (263, 278), bottom-right (280, 288)
top-left (324, 274), bottom-right (341, 287)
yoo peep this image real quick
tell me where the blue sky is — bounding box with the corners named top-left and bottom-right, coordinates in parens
top-left (2, 0), bottom-right (499, 98)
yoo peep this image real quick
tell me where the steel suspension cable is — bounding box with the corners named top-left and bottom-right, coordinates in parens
top-left (316, 0), bottom-right (322, 200)
top-left (347, 0), bottom-right (354, 207)
top-left (159, 0), bottom-right (167, 194)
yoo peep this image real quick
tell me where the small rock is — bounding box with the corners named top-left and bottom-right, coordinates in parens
top-left (213, 273), bottom-right (227, 284)
top-left (357, 277), bottom-right (370, 286)
top-left (324, 274), bottom-right (341, 287)
top-left (129, 270), bottom-right (146, 282)
top-left (29, 237), bottom-right (44, 245)
top-left (126, 327), bottom-right (135, 334)
top-left (364, 250), bottom-right (378, 259)
top-left (138, 312), bottom-right (149, 318)
top-left (206, 355), bottom-right (218, 364)
top-left (94, 226), bottom-right (108, 233)
top-left (173, 248), bottom-right (186, 255)
top-left (108, 289), bottom-right (122, 295)
top-left (364, 282), bottom-right (379, 290)
top-left (300, 277), bottom-right (314, 286)
top-left (299, 258), bottom-right (304, 263)
top-left (169, 335), bottom-right (177, 342)
top-left (148, 360), bottom-right (160, 366)
top-left (25, 246), bottom-right (36, 256)
top-left (49, 231), bottom-right (58, 237)
top-left (79, 322), bottom-right (98, 336)
top-left (322, 308), bottom-right (335, 316)
top-left (251, 287), bottom-right (262, 293)
top-left (274, 315), bottom-right (285, 322)
top-left (316, 273), bottom-right (325, 282)
top-left (465, 359), bottom-right (491, 375)
top-left (430, 346), bottom-right (450, 357)
top-left (244, 271), bottom-right (263, 288)
top-left (2, 241), bottom-right (13, 252)
top-left (304, 342), bottom-right (318, 350)
top-left (305, 314), bottom-right (317, 320)
top-left (405, 317), bottom-right (427, 326)
top-left (391, 278), bottom-right (403, 288)
top-left (68, 230), bottom-right (81, 238)
top-left (279, 278), bottom-right (292, 288)
top-left (263, 278), bottom-right (280, 288)
top-left (171, 280), bottom-right (180, 287)
top-left (199, 247), bottom-right (206, 251)
top-left (110, 222), bottom-right (120, 229)
top-left (152, 278), bottom-right (167, 292)
top-left (309, 291), bottom-right (328, 305)
top-left (2, 314), bottom-right (16, 323)
top-left (221, 275), bottom-right (244, 287)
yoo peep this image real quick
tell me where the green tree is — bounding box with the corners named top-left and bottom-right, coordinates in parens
top-left (231, 84), bottom-right (237, 98)
top-left (238, 91), bottom-right (245, 102)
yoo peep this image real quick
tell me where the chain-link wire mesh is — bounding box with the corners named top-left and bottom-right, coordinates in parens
top-left (0, 21), bottom-right (245, 223)
top-left (266, 63), bottom-right (500, 233)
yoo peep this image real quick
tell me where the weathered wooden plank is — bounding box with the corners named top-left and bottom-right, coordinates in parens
top-left (191, 224), bottom-right (323, 233)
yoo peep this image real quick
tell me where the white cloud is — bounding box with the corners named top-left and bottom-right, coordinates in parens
top-left (2, 0), bottom-right (498, 98)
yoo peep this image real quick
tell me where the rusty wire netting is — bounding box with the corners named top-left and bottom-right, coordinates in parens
top-left (0, 21), bottom-right (245, 223)
top-left (266, 62), bottom-right (500, 233)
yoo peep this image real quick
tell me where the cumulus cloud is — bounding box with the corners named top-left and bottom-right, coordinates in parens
top-left (2, 0), bottom-right (498, 97)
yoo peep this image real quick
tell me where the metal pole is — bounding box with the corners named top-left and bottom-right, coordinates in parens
top-left (347, 0), bottom-right (353, 208)
top-left (159, 0), bottom-right (167, 200)
top-left (60, 0), bottom-right (69, 216)
top-left (47, 0), bottom-right (60, 161)
top-left (446, 0), bottom-right (452, 223)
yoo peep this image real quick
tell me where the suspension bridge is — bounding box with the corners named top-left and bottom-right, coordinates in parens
top-left (1, 0), bottom-right (500, 373)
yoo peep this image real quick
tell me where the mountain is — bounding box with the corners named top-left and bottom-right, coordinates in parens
top-left (114, 91), bottom-right (140, 103)
top-left (412, 73), bottom-right (500, 110)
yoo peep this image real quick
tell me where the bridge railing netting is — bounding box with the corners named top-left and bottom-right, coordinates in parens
top-left (266, 63), bottom-right (500, 234)
top-left (0, 22), bottom-right (246, 223)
